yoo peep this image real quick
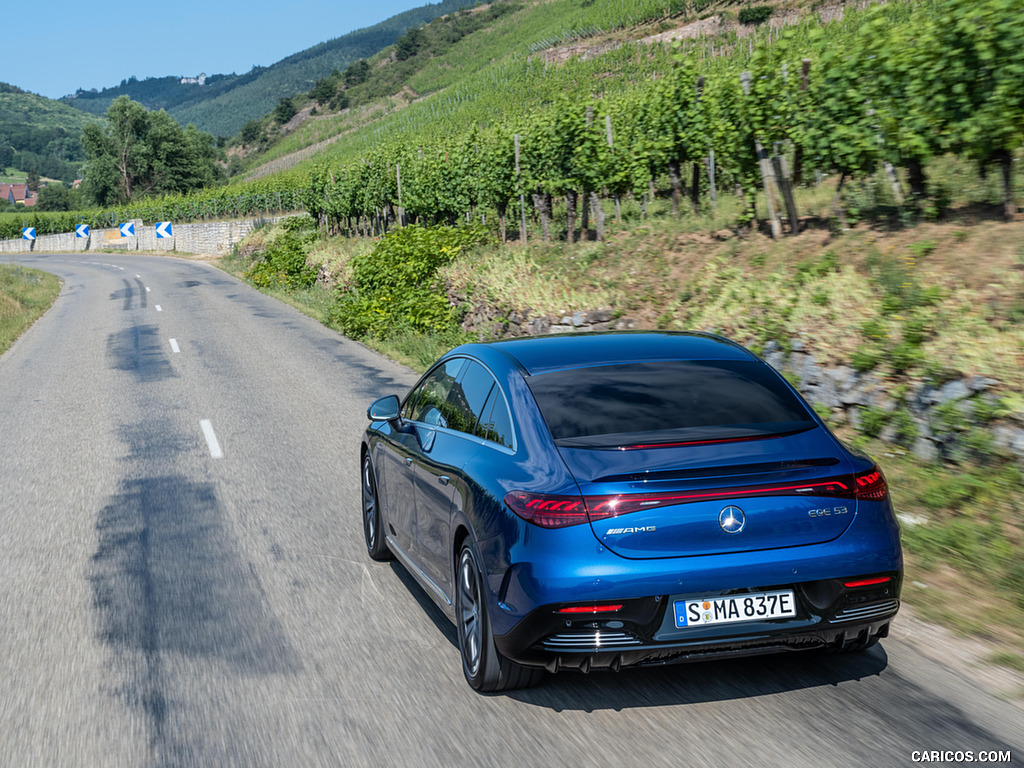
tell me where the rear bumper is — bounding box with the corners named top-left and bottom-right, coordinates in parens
top-left (494, 576), bottom-right (901, 672)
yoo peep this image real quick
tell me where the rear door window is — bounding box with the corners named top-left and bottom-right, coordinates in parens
top-left (478, 388), bottom-right (514, 449)
top-left (444, 361), bottom-right (495, 436)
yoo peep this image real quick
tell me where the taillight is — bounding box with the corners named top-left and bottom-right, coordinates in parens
top-left (853, 466), bottom-right (889, 501)
top-left (504, 491), bottom-right (588, 528)
top-left (505, 465), bottom-right (888, 528)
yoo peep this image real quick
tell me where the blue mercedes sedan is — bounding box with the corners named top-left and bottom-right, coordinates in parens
top-left (361, 332), bottom-right (902, 691)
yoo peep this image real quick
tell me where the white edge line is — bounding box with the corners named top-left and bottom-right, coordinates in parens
top-left (169, 339), bottom-right (180, 354)
top-left (200, 420), bottom-right (224, 459)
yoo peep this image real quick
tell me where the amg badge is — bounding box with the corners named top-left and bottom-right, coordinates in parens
top-left (606, 526), bottom-right (657, 535)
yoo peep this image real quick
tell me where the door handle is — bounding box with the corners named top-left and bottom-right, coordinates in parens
top-left (438, 475), bottom-right (450, 486)
top-left (405, 457), bottom-right (413, 467)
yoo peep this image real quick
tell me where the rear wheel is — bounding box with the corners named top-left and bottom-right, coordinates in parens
top-left (455, 543), bottom-right (544, 692)
top-left (362, 454), bottom-right (392, 561)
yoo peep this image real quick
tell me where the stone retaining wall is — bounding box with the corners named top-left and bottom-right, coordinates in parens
top-left (0, 217), bottom-right (276, 257)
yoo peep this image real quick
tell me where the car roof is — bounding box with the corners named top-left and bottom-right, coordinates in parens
top-left (451, 332), bottom-right (755, 376)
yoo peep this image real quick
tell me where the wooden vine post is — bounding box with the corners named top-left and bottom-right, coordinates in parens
top-left (741, 71), bottom-right (783, 240)
top-left (606, 114), bottom-right (621, 224)
top-left (396, 163), bottom-right (404, 227)
top-left (514, 134), bottom-right (527, 242)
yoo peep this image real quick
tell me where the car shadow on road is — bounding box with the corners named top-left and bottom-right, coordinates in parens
top-left (507, 647), bottom-right (890, 711)
top-left (388, 558), bottom-right (890, 710)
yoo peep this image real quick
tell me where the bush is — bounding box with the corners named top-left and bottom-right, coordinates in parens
top-left (738, 6), bottom-right (773, 24)
top-left (245, 215), bottom-right (318, 289)
top-left (330, 224), bottom-right (491, 340)
top-left (857, 406), bottom-right (890, 438)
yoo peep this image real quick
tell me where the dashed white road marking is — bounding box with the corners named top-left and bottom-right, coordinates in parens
top-left (155, 305), bottom-right (162, 312)
top-left (135, 274), bottom-right (141, 278)
top-left (200, 420), bottom-right (224, 459)
top-left (145, 286), bottom-right (151, 292)
top-left (169, 339), bottom-right (180, 354)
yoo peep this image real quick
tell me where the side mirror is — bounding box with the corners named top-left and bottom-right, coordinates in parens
top-left (367, 394), bottom-right (401, 422)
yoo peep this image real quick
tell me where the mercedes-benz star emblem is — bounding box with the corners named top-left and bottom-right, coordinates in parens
top-left (719, 505), bottom-right (746, 534)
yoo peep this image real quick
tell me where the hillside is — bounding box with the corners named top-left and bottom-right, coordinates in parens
top-left (59, 0), bottom-right (472, 138)
top-left (0, 82), bottom-right (98, 181)
top-left (233, 0), bottom-right (828, 178)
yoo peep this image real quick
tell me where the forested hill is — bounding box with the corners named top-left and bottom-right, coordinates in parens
top-left (0, 82), bottom-right (98, 181)
top-left (60, 0), bottom-right (470, 138)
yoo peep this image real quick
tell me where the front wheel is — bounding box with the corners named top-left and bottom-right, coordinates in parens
top-left (362, 454), bottom-right (392, 562)
top-left (455, 543), bottom-right (543, 692)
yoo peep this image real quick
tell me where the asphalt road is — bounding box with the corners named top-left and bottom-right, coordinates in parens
top-left (1, 252), bottom-right (1020, 768)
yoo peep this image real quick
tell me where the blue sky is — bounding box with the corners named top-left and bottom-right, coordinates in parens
top-left (7, 0), bottom-right (430, 99)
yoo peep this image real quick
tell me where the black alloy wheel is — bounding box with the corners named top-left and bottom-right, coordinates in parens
top-left (455, 543), bottom-right (544, 692)
top-left (362, 454), bottom-right (392, 561)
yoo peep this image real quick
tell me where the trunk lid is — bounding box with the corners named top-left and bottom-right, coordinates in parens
top-left (559, 427), bottom-right (856, 559)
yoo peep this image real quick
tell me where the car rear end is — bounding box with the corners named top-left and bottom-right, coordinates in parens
top-left (490, 339), bottom-right (902, 672)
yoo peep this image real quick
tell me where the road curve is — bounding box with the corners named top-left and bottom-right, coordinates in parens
top-left (0, 252), bottom-right (1020, 768)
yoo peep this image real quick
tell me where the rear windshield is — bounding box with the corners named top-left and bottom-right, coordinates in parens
top-left (526, 360), bottom-right (814, 447)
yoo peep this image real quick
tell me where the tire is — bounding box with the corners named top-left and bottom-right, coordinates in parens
top-left (362, 454), bottom-right (392, 562)
top-left (455, 543), bottom-right (544, 692)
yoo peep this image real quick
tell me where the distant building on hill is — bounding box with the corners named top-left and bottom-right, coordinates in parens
top-left (180, 73), bottom-right (207, 85)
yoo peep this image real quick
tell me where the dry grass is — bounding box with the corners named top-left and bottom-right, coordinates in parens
top-left (0, 265), bottom-right (61, 356)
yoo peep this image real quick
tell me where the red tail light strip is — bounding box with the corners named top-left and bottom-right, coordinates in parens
top-left (618, 434), bottom-right (771, 451)
top-left (557, 604), bottom-right (624, 614)
top-left (843, 576), bottom-right (892, 588)
top-left (504, 466), bottom-right (888, 529)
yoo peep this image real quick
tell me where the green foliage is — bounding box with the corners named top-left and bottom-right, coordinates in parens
top-left (244, 214), bottom-right (318, 289)
top-left (857, 406), bottom-right (890, 438)
top-left (851, 344), bottom-right (884, 373)
top-left (330, 224), bottom-right (491, 339)
top-left (738, 6), bottom-right (773, 24)
top-left (81, 96), bottom-right (223, 206)
top-left (273, 98), bottom-right (298, 125)
top-left (35, 184), bottom-right (81, 212)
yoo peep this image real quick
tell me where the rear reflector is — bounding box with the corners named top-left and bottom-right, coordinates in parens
top-left (505, 465), bottom-right (889, 528)
top-left (557, 604), bottom-right (624, 614)
top-left (843, 576), bottom-right (892, 588)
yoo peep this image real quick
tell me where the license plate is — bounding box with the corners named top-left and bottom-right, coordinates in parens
top-left (674, 590), bottom-right (797, 628)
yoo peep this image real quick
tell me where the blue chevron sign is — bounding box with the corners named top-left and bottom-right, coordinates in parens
top-left (156, 221), bottom-right (173, 238)
top-left (120, 222), bottom-right (135, 237)
top-left (22, 228), bottom-right (35, 240)
top-left (75, 224), bottom-right (90, 238)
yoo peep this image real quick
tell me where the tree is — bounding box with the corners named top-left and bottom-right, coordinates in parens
top-left (395, 27), bottom-right (425, 61)
top-left (26, 170), bottom-right (40, 192)
top-left (36, 184), bottom-right (80, 212)
top-left (273, 97), bottom-right (297, 125)
top-left (81, 95), bottom-right (222, 206)
top-left (0, 137), bottom-right (14, 171)
top-left (240, 120), bottom-right (263, 144)
top-left (344, 59), bottom-right (370, 87)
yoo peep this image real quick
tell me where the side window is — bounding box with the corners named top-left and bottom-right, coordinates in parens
top-left (407, 358), bottom-right (465, 425)
top-left (478, 387), bottom-right (515, 449)
top-left (444, 361), bottom-right (495, 437)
